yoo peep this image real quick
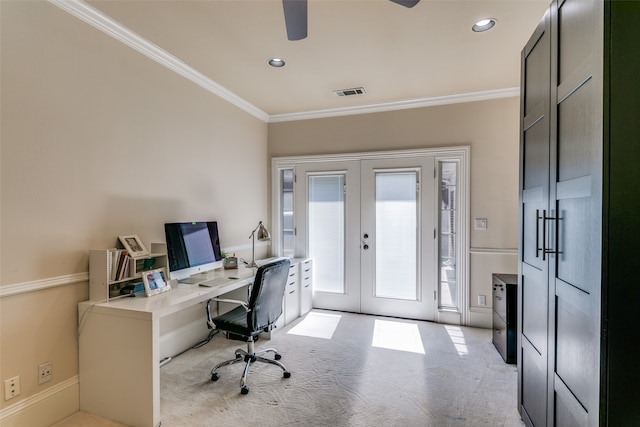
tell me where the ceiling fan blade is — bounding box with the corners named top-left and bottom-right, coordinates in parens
top-left (282, 0), bottom-right (308, 41)
top-left (389, 0), bottom-right (420, 8)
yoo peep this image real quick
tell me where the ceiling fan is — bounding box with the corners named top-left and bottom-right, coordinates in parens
top-left (282, 0), bottom-right (421, 41)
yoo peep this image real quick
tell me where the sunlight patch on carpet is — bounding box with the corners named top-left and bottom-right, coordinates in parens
top-left (287, 312), bottom-right (341, 339)
top-left (444, 325), bottom-right (469, 355)
top-left (371, 319), bottom-right (425, 354)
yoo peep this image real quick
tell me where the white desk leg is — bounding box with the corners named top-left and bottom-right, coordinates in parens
top-left (79, 306), bottom-right (160, 427)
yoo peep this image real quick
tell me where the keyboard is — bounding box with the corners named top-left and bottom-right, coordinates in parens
top-left (198, 277), bottom-right (232, 288)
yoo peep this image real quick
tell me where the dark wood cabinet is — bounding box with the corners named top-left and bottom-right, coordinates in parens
top-left (492, 273), bottom-right (517, 364)
top-left (518, 1), bottom-right (640, 425)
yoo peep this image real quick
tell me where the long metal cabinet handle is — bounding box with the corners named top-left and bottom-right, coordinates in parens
top-left (536, 209), bottom-right (542, 258)
top-left (542, 209), bottom-right (547, 261)
top-left (542, 209), bottom-right (557, 261)
top-left (536, 209), bottom-right (556, 261)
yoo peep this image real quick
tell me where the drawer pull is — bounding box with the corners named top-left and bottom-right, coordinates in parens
top-left (495, 296), bottom-right (503, 301)
top-left (289, 290), bottom-right (295, 294)
top-left (495, 329), bottom-right (502, 334)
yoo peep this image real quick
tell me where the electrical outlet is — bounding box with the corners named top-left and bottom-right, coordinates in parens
top-left (474, 218), bottom-right (488, 230)
top-left (4, 376), bottom-right (20, 400)
top-left (38, 362), bottom-right (52, 384)
top-left (478, 294), bottom-right (487, 306)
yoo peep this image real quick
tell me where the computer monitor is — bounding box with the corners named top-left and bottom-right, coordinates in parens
top-left (164, 221), bottom-right (222, 283)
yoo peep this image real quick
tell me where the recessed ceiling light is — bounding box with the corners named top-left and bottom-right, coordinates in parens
top-left (268, 58), bottom-right (286, 67)
top-left (472, 18), bottom-right (497, 32)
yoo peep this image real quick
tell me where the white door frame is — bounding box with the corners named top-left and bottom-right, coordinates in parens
top-left (271, 147), bottom-right (470, 325)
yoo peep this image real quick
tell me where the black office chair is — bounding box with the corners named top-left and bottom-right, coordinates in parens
top-left (204, 258), bottom-right (291, 395)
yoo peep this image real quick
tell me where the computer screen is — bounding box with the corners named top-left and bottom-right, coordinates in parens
top-left (164, 221), bottom-right (222, 283)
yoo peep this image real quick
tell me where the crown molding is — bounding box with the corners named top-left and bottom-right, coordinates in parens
top-left (268, 87), bottom-right (520, 123)
top-left (47, 0), bottom-right (270, 122)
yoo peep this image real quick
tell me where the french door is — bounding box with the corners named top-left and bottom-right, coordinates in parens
top-left (295, 160), bottom-right (361, 312)
top-left (294, 156), bottom-right (436, 320)
top-left (360, 157), bottom-right (436, 319)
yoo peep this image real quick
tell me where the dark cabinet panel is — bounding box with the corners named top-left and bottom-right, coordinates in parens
top-left (521, 339), bottom-right (547, 427)
top-left (519, 1), bottom-right (640, 425)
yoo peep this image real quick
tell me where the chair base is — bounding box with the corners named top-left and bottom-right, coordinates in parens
top-left (210, 337), bottom-right (290, 394)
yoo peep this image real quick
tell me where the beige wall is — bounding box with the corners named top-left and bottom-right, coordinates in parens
top-left (1, 1), bottom-right (521, 421)
top-left (0, 1), bottom-right (268, 416)
top-left (268, 98), bottom-right (520, 317)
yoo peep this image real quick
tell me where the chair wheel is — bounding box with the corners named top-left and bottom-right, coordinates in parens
top-left (241, 386), bottom-right (250, 395)
top-left (211, 372), bottom-right (220, 382)
top-left (275, 353), bottom-right (282, 360)
top-left (283, 371), bottom-right (291, 379)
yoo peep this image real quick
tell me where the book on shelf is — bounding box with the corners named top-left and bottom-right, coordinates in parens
top-left (109, 249), bottom-right (121, 281)
top-left (111, 250), bottom-right (130, 281)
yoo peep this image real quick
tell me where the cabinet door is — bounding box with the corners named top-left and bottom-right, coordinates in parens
top-left (552, 0), bottom-right (603, 425)
top-left (519, 10), bottom-right (551, 427)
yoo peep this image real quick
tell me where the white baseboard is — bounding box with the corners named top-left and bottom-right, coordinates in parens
top-left (469, 307), bottom-right (493, 329)
top-left (0, 376), bottom-right (79, 427)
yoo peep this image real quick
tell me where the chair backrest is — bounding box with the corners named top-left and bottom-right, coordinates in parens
top-left (247, 258), bottom-right (291, 332)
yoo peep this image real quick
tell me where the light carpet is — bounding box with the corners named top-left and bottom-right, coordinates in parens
top-left (159, 310), bottom-right (523, 427)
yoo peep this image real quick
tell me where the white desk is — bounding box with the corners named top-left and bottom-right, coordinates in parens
top-left (78, 266), bottom-right (256, 427)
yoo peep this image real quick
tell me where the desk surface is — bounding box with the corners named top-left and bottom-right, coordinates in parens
top-left (79, 265), bottom-right (257, 320)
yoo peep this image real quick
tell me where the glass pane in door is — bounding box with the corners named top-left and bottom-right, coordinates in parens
top-left (375, 172), bottom-right (418, 300)
top-left (309, 175), bottom-right (345, 293)
top-left (281, 169), bottom-right (294, 257)
top-left (439, 162), bottom-right (458, 309)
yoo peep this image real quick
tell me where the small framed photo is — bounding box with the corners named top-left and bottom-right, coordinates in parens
top-left (119, 235), bottom-right (149, 257)
top-left (142, 268), bottom-right (171, 297)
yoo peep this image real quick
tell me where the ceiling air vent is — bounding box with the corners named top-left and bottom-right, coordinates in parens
top-left (334, 87), bottom-right (366, 97)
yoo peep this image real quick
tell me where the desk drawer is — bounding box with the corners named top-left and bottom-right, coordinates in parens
top-left (285, 285), bottom-right (299, 324)
top-left (492, 312), bottom-right (508, 362)
top-left (300, 259), bottom-right (313, 315)
top-left (493, 281), bottom-right (507, 322)
top-left (492, 312), bottom-right (516, 364)
top-left (301, 260), bottom-right (312, 289)
top-left (287, 264), bottom-right (298, 288)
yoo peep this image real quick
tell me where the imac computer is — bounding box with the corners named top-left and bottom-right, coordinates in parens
top-left (164, 221), bottom-right (222, 283)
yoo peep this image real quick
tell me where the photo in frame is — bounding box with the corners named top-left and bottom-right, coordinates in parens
top-left (118, 235), bottom-right (149, 257)
top-left (142, 268), bottom-right (171, 297)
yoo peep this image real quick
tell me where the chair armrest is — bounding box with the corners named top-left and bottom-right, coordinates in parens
top-left (208, 298), bottom-right (250, 311)
top-left (205, 297), bottom-right (251, 330)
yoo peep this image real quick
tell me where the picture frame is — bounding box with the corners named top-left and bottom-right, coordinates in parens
top-left (119, 235), bottom-right (149, 257)
top-left (142, 268), bottom-right (171, 297)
